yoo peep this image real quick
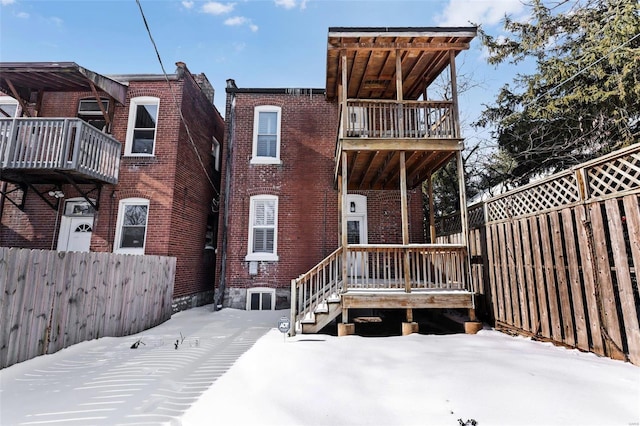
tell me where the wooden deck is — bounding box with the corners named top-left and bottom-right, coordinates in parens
top-left (0, 117), bottom-right (121, 184)
top-left (291, 245), bottom-right (475, 334)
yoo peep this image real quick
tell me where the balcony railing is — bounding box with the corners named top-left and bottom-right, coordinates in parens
top-left (0, 118), bottom-right (121, 184)
top-left (346, 244), bottom-right (468, 290)
top-left (341, 99), bottom-right (458, 139)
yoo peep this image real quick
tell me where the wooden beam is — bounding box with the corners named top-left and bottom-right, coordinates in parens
top-left (370, 151), bottom-right (396, 189)
top-left (4, 78), bottom-right (31, 117)
top-left (341, 151), bottom-right (348, 295)
top-left (328, 42), bottom-right (471, 51)
top-left (428, 171), bottom-right (436, 242)
top-left (341, 138), bottom-right (463, 152)
top-left (400, 152), bottom-right (411, 295)
top-left (449, 50), bottom-right (460, 138)
top-left (342, 292), bottom-right (474, 309)
top-left (357, 151), bottom-right (378, 189)
top-left (88, 80), bottom-right (111, 127)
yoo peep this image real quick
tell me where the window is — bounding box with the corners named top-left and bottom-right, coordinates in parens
top-left (246, 195), bottom-right (278, 261)
top-left (78, 98), bottom-right (109, 131)
top-left (246, 287), bottom-right (276, 310)
top-left (0, 96), bottom-right (18, 118)
top-left (114, 198), bottom-right (149, 254)
top-left (251, 105), bottom-right (281, 164)
top-left (125, 96), bottom-right (159, 156)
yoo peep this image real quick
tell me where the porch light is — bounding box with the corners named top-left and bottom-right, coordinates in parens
top-left (350, 201), bottom-right (356, 213)
top-left (48, 190), bottom-right (65, 199)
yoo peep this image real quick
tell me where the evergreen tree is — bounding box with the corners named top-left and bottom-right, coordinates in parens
top-left (476, 0), bottom-right (640, 182)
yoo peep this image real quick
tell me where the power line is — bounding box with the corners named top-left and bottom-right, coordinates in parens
top-left (135, 0), bottom-right (219, 198)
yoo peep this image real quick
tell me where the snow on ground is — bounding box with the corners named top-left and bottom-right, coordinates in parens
top-left (1, 306), bottom-right (639, 426)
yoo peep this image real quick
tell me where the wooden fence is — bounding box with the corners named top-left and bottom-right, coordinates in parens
top-left (438, 143), bottom-right (640, 365)
top-left (0, 248), bottom-right (176, 369)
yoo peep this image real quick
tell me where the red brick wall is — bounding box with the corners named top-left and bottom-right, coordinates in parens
top-left (216, 90), bottom-right (425, 304)
top-left (0, 72), bottom-right (223, 302)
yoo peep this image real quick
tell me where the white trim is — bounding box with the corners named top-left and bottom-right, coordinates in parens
top-left (251, 105), bottom-right (282, 165)
top-left (246, 287), bottom-right (276, 310)
top-left (114, 197), bottom-right (149, 255)
top-left (245, 194), bottom-right (279, 262)
top-left (124, 96), bottom-right (159, 157)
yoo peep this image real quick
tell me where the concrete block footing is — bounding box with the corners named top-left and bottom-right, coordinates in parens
top-left (464, 321), bottom-right (483, 334)
top-left (338, 323), bottom-right (355, 336)
top-left (402, 322), bottom-right (419, 335)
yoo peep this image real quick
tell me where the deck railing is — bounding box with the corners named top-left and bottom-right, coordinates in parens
top-left (0, 118), bottom-right (121, 184)
top-left (342, 99), bottom-right (457, 139)
top-left (346, 244), bottom-right (468, 290)
top-left (291, 244), bottom-right (469, 329)
top-left (291, 247), bottom-right (343, 329)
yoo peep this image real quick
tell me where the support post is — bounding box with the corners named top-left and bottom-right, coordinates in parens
top-left (449, 50), bottom-right (460, 138)
top-left (400, 152), bottom-right (411, 295)
top-left (428, 171), bottom-right (436, 243)
top-left (341, 151), bottom-right (348, 298)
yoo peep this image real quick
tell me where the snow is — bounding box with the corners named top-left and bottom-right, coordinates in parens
top-left (1, 306), bottom-right (639, 426)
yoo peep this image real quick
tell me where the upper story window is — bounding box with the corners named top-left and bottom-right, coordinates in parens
top-left (78, 98), bottom-right (109, 131)
top-left (125, 96), bottom-right (159, 156)
top-left (251, 105), bottom-right (281, 165)
top-left (0, 96), bottom-right (19, 118)
top-left (246, 195), bottom-right (278, 262)
top-left (114, 198), bottom-right (149, 255)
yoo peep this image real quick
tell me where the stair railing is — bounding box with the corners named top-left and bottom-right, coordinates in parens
top-left (290, 247), bottom-right (343, 336)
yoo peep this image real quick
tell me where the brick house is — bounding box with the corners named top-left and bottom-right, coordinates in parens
top-left (216, 83), bottom-right (426, 310)
top-left (216, 27), bottom-right (479, 335)
top-left (0, 61), bottom-right (224, 311)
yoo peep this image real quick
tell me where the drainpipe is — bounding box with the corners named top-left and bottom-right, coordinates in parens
top-left (0, 181), bottom-right (6, 230)
top-left (216, 79), bottom-right (237, 309)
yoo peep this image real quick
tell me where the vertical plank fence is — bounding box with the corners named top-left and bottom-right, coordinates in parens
top-left (437, 142), bottom-right (640, 365)
top-left (0, 248), bottom-right (175, 369)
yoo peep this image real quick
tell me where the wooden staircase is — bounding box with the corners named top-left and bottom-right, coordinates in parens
top-left (300, 293), bottom-right (342, 334)
top-left (291, 247), bottom-right (343, 335)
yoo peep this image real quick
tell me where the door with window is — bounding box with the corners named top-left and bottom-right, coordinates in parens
top-left (346, 195), bottom-right (368, 278)
top-left (57, 200), bottom-right (95, 252)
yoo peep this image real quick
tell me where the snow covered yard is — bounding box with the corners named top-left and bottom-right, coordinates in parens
top-left (1, 306), bottom-right (638, 426)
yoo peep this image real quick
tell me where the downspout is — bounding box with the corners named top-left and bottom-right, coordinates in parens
top-left (216, 81), bottom-right (236, 309)
top-left (0, 181), bottom-right (6, 229)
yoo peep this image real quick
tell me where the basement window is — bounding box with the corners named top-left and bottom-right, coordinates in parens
top-left (246, 287), bottom-right (275, 310)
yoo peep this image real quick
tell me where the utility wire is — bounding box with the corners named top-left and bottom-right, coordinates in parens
top-left (135, 0), bottom-right (219, 198)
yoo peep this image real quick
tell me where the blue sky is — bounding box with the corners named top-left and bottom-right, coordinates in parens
top-left (0, 0), bottom-right (530, 147)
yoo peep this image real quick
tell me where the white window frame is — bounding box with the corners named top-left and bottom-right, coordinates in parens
top-left (251, 105), bottom-right (282, 165)
top-left (246, 287), bottom-right (276, 311)
top-left (245, 195), bottom-right (279, 261)
top-left (124, 96), bottom-right (160, 156)
top-left (114, 198), bottom-right (150, 255)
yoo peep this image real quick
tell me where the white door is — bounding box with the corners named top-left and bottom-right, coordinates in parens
top-left (58, 216), bottom-right (93, 252)
top-left (347, 216), bottom-right (368, 277)
top-left (57, 199), bottom-right (95, 252)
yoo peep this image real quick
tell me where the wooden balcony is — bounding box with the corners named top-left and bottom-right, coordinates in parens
top-left (0, 118), bottom-right (120, 185)
top-left (291, 244), bottom-right (474, 334)
top-left (336, 100), bottom-right (463, 190)
top-left (342, 99), bottom-right (458, 140)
